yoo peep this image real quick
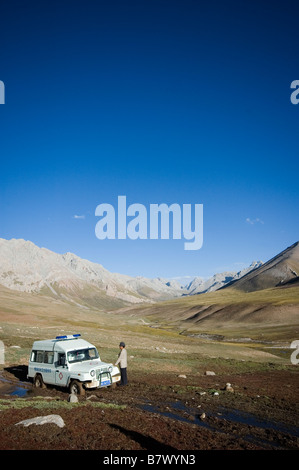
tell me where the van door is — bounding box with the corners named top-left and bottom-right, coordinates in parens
top-left (30, 349), bottom-right (56, 385)
top-left (55, 353), bottom-right (69, 387)
top-left (43, 350), bottom-right (56, 385)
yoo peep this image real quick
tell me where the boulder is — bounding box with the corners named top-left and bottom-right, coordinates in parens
top-left (16, 414), bottom-right (65, 428)
top-left (225, 383), bottom-right (234, 392)
top-left (68, 393), bottom-right (79, 403)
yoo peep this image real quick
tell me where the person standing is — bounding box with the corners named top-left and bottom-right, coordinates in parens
top-left (115, 341), bottom-right (128, 386)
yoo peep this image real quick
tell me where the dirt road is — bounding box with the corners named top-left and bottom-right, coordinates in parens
top-left (0, 365), bottom-right (298, 451)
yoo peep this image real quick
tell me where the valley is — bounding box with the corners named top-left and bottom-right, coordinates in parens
top-left (0, 238), bottom-right (298, 451)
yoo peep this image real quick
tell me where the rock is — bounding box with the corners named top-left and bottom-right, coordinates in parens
top-left (199, 413), bottom-right (206, 420)
top-left (225, 383), bottom-right (234, 392)
top-left (213, 392), bottom-right (219, 396)
top-left (178, 374), bottom-right (187, 379)
top-left (205, 371), bottom-right (216, 376)
top-left (68, 393), bottom-right (79, 403)
top-left (199, 392), bottom-right (206, 396)
top-left (16, 415), bottom-right (65, 428)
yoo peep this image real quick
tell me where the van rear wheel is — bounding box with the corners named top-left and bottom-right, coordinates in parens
top-left (33, 374), bottom-right (46, 389)
top-left (69, 380), bottom-right (85, 396)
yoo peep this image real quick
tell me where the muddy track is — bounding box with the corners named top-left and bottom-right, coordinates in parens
top-left (0, 366), bottom-right (298, 451)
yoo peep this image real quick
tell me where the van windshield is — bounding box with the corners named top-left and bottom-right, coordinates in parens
top-left (67, 348), bottom-right (99, 363)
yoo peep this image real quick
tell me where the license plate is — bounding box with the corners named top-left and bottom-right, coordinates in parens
top-left (101, 379), bottom-right (110, 386)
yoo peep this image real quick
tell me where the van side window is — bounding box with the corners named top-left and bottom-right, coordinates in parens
top-left (31, 350), bottom-right (37, 362)
top-left (57, 353), bottom-right (66, 366)
top-left (31, 350), bottom-right (44, 362)
top-left (31, 350), bottom-right (54, 364)
top-left (44, 351), bottom-right (54, 364)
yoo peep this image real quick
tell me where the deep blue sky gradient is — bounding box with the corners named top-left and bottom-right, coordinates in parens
top-left (1, 0), bottom-right (299, 279)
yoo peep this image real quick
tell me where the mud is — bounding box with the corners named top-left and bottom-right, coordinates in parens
top-left (0, 366), bottom-right (298, 451)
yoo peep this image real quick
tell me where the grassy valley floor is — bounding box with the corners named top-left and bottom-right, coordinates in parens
top-left (0, 316), bottom-right (298, 451)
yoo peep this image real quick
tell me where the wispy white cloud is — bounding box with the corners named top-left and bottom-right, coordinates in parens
top-left (72, 214), bottom-right (85, 220)
top-left (246, 217), bottom-right (264, 225)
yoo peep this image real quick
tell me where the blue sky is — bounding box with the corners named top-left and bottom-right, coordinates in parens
top-left (1, 0), bottom-right (299, 280)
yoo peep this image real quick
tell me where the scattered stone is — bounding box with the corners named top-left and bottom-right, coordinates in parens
top-left (16, 415), bottom-right (65, 428)
top-left (38, 396), bottom-right (56, 400)
top-left (205, 371), bottom-right (215, 376)
top-left (178, 374), bottom-right (187, 379)
top-left (86, 395), bottom-right (97, 400)
top-left (199, 413), bottom-right (206, 420)
top-left (68, 393), bottom-right (79, 403)
top-left (213, 392), bottom-right (219, 396)
top-left (225, 383), bottom-right (234, 392)
top-left (199, 392), bottom-right (206, 396)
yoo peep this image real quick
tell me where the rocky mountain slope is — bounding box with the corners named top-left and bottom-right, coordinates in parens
top-left (185, 261), bottom-right (262, 295)
top-left (0, 238), bottom-right (181, 306)
top-left (0, 238), bottom-right (263, 308)
top-left (221, 241), bottom-right (299, 292)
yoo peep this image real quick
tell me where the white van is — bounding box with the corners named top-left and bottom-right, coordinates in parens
top-left (27, 334), bottom-right (121, 395)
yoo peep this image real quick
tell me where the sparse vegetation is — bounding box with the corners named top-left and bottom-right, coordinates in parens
top-left (0, 397), bottom-right (126, 411)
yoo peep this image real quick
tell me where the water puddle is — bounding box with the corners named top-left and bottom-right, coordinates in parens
top-left (140, 400), bottom-right (299, 449)
top-left (0, 370), bottom-right (31, 397)
top-left (10, 386), bottom-right (30, 397)
top-left (217, 406), bottom-right (299, 438)
top-left (142, 402), bottom-right (214, 431)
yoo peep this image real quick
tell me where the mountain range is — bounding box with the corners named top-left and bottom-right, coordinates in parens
top-left (0, 238), bottom-right (264, 309)
top-left (221, 241), bottom-right (299, 293)
top-left (183, 261), bottom-right (262, 295)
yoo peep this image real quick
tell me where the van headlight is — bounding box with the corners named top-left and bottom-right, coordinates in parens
top-left (90, 370), bottom-right (95, 377)
top-left (108, 366), bottom-right (113, 373)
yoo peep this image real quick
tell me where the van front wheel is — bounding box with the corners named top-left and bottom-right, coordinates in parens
top-left (33, 374), bottom-right (46, 389)
top-left (69, 380), bottom-right (85, 396)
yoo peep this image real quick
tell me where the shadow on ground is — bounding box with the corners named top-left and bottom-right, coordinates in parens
top-left (109, 423), bottom-right (178, 452)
